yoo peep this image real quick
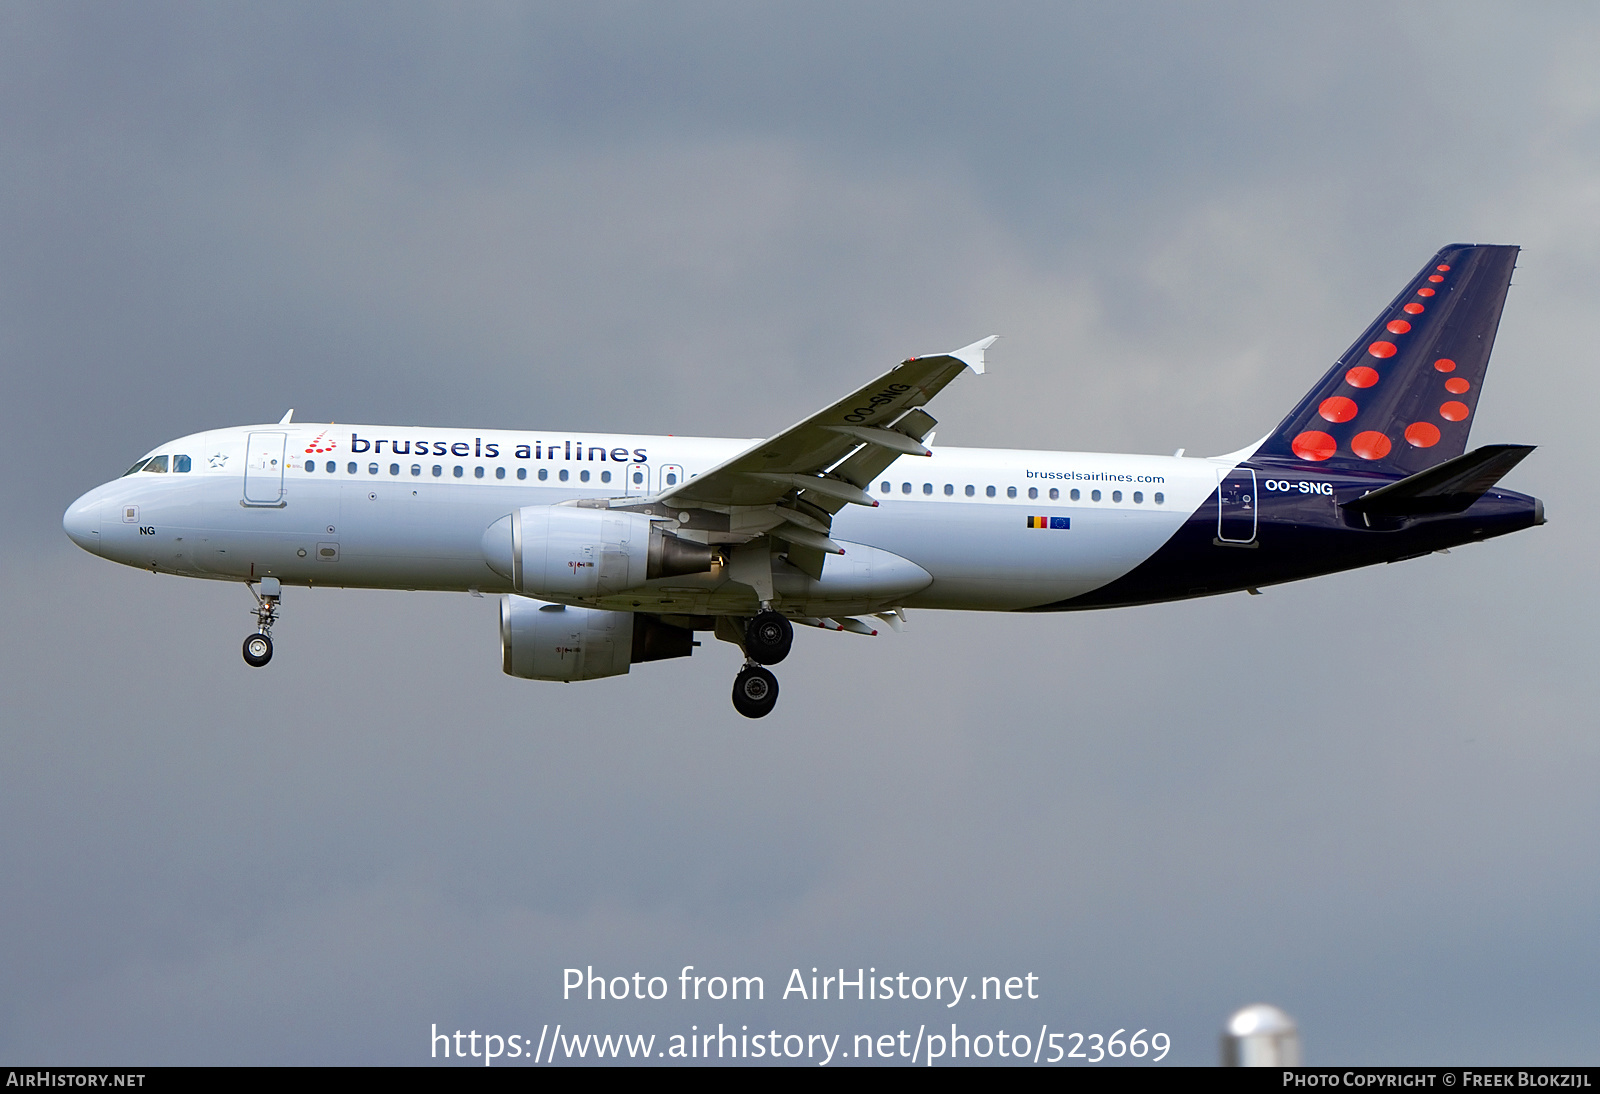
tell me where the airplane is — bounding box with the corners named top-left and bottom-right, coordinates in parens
top-left (63, 244), bottom-right (1542, 718)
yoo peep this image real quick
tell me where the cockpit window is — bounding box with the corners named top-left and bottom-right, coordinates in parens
top-left (123, 458), bottom-right (150, 476)
top-left (142, 455), bottom-right (169, 473)
top-left (173, 455), bottom-right (192, 473)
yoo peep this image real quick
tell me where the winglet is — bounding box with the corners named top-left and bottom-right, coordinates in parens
top-left (279, 409), bottom-right (295, 424)
top-left (945, 335), bottom-right (998, 375)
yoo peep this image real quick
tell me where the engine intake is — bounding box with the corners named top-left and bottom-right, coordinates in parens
top-left (500, 596), bottom-right (695, 681)
top-left (481, 506), bottom-right (715, 599)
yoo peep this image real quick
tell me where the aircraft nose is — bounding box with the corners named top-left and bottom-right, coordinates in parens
top-left (63, 494), bottom-right (102, 555)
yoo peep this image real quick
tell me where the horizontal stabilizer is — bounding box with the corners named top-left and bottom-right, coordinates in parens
top-left (1341, 444), bottom-right (1535, 517)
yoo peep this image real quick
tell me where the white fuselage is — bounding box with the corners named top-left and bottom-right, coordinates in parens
top-left (65, 423), bottom-right (1230, 613)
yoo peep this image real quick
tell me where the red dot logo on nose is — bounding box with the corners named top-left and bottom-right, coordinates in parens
top-left (1405, 422), bottom-right (1441, 447)
top-left (1387, 319), bottom-right (1412, 334)
top-left (1434, 358), bottom-right (1456, 372)
top-left (1345, 366), bottom-right (1380, 388)
top-left (1439, 401), bottom-right (1470, 421)
top-left (1445, 377), bottom-right (1470, 394)
top-left (1319, 396), bottom-right (1358, 423)
top-left (1291, 431), bottom-right (1337, 461)
top-left (1403, 303), bottom-right (1424, 314)
top-left (1369, 341), bottom-right (1398, 358)
top-left (1351, 431), bottom-right (1392, 460)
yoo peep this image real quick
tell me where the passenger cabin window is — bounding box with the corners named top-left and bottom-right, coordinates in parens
top-left (559, 469), bottom-right (569, 482)
top-left (923, 483), bottom-right (933, 495)
top-left (580, 470), bottom-right (590, 483)
top-left (1028, 487), bottom-right (1038, 500)
top-left (600, 470), bottom-right (611, 483)
top-left (432, 465), bottom-right (442, 477)
top-left (496, 467), bottom-right (506, 479)
top-left (1050, 488), bottom-right (1060, 501)
top-left (1007, 486), bottom-right (1017, 498)
top-left (1154, 492), bottom-right (1164, 504)
top-left (516, 468), bottom-right (526, 480)
top-left (173, 455), bottom-right (192, 473)
top-left (1133, 491), bottom-right (1143, 503)
top-left (1069, 488), bottom-right (1079, 501)
top-left (1091, 489), bottom-right (1101, 502)
top-left (986, 485), bottom-right (996, 497)
top-left (965, 484), bottom-right (975, 497)
top-left (347, 462), bottom-right (357, 474)
top-left (1112, 490), bottom-right (1122, 502)
top-left (901, 482), bottom-right (911, 494)
top-left (411, 465), bottom-right (422, 476)
top-left (368, 463), bottom-right (379, 475)
top-left (143, 455), bottom-right (168, 473)
top-left (474, 466), bottom-right (485, 479)
top-left (453, 465), bottom-right (463, 478)
top-left (944, 484), bottom-right (954, 495)
top-left (537, 468), bottom-right (547, 481)
top-left (390, 463), bottom-right (400, 476)
top-left (665, 472), bottom-right (678, 485)
top-left (880, 481), bottom-right (891, 494)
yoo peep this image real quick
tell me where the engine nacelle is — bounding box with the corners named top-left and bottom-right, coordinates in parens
top-left (500, 596), bottom-right (695, 681)
top-left (482, 506), bottom-right (715, 599)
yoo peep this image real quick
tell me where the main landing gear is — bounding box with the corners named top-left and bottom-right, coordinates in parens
top-left (731, 609), bottom-right (793, 719)
top-left (243, 578), bottom-right (281, 668)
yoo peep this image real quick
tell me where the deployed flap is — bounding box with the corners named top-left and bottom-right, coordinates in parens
top-left (1341, 444), bottom-right (1535, 517)
top-left (657, 336), bottom-right (995, 510)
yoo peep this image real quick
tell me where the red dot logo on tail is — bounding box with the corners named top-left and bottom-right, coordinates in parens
top-left (1439, 401), bottom-right (1470, 422)
top-left (1351, 431), bottom-right (1392, 460)
top-left (1386, 319), bottom-right (1412, 334)
top-left (1417, 287), bottom-right (1436, 297)
top-left (1345, 366), bottom-right (1379, 389)
top-left (1434, 358), bottom-right (1456, 372)
top-left (1319, 396), bottom-right (1358, 423)
top-left (1403, 303), bottom-right (1425, 314)
top-left (1445, 378), bottom-right (1470, 394)
top-left (1368, 341), bottom-right (1398, 359)
top-left (1405, 422), bottom-right (1441, 448)
top-left (1292, 431), bottom-right (1337, 461)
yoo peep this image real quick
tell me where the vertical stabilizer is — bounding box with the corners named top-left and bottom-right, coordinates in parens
top-left (1255, 244), bottom-right (1519, 475)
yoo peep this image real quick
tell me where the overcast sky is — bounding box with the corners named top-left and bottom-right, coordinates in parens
top-left (3, 2), bottom-right (1597, 1065)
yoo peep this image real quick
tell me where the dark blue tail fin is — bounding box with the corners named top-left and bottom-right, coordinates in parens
top-left (1255, 244), bottom-right (1519, 475)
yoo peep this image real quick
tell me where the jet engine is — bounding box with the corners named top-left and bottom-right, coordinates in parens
top-left (500, 595), bottom-right (695, 681)
top-left (481, 506), bottom-right (715, 599)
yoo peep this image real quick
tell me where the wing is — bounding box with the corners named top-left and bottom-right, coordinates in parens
top-left (623, 336), bottom-right (994, 581)
top-left (660, 335), bottom-right (996, 512)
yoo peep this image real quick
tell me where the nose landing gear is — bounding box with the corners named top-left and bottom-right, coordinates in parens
top-left (732, 663), bottom-right (779, 719)
top-left (244, 578), bottom-right (281, 668)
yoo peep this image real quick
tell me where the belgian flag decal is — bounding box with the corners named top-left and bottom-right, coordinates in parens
top-left (1026, 516), bottom-right (1070, 529)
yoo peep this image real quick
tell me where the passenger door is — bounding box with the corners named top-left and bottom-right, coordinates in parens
top-left (243, 432), bottom-right (287, 506)
top-left (1216, 467), bottom-right (1258, 544)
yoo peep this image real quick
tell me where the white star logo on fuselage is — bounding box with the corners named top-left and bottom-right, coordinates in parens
top-left (209, 453), bottom-right (228, 468)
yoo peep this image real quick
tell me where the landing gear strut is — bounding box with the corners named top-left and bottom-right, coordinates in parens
top-left (732, 663), bottom-right (779, 719)
top-left (244, 578), bottom-right (281, 668)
